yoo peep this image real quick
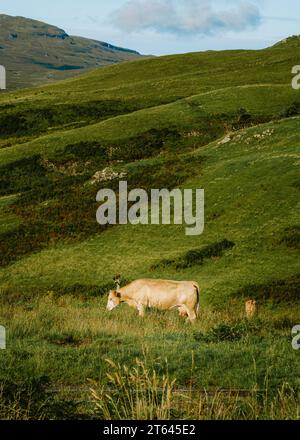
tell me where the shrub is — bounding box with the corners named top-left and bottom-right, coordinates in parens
top-left (0, 100), bottom-right (138, 137)
top-left (279, 225), bottom-right (300, 249)
top-left (193, 322), bottom-right (255, 343)
top-left (151, 239), bottom-right (235, 270)
top-left (279, 101), bottom-right (300, 118)
top-left (232, 275), bottom-right (300, 303)
top-left (0, 155), bottom-right (49, 196)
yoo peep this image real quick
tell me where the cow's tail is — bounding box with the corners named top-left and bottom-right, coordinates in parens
top-left (193, 282), bottom-right (200, 317)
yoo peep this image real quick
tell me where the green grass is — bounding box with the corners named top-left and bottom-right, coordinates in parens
top-left (0, 194), bottom-right (20, 234)
top-left (0, 294), bottom-right (299, 419)
top-left (0, 38), bottom-right (299, 420)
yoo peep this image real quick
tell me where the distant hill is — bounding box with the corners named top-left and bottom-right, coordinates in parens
top-left (273, 35), bottom-right (300, 47)
top-left (0, 14), bottom-right (142, 90)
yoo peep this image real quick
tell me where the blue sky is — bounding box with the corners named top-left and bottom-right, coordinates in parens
top-left (1, 0), bottom-right (300, 55)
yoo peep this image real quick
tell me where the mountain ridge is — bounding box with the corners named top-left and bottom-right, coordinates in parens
top-left (0, 13), bottom-right (142, 90)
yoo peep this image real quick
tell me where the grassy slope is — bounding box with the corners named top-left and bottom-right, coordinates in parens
top-left (0, 83), bottom-right (299, 165)
top-left (2, 40), bottom-right (298, 101)
top-left (1, 116), bottom-right (299, 298)
top-left (0, 40), bottom-right (299, 419)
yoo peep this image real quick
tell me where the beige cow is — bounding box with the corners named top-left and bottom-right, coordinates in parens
top-left (106, 278), bottom-right (200, 323)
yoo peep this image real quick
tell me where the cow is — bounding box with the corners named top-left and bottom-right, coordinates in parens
top-left (106, 278), bottom-right (200, 323)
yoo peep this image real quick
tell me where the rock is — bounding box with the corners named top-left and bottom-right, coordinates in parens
top-left (90, 168), bottom-right (127, 184)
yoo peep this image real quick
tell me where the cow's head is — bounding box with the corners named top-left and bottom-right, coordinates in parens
top-left (106, 290), bottom-right (121, 311)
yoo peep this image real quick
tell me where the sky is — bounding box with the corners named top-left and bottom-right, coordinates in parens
top-left (0, 0), bottom-right (300, 55)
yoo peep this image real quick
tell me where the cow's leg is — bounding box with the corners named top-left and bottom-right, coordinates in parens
top-left (187, 309), bottom-right (197, 324)
top-left (178, 305), bottom-right (188, 318)
top-left (137, 303), bottom-right (145, 317)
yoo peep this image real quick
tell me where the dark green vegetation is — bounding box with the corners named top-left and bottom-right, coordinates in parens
top-left (0, 100), bottom-right (140, 137)
top-left (0, 36), bottom-right (299, 419)
top-left (150, 239), bottom-right (235, 270)
top-left (0, 14), bottom-right (142, 91)
top-left (233, 275), bottom-right (300, 303)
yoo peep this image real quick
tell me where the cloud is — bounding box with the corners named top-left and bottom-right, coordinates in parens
top-left (111, 0), bottom-right (261, 35)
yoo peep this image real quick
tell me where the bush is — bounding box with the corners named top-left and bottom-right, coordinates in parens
top-left (193, 322), bottom-right (254, 343)
top-left (279, 225), bottom-right (300, 249)
top-left (279, 101), bottom-right (300, 118)
top-left (0, 155), bottom-right (49, 196)
top-left (232, 275), bottom-right (300, 303)
top-left (151, 239), bottom-right (235, 270)
top-left (0, 100), bottom-right (138, 137)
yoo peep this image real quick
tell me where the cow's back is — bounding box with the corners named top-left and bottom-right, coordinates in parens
top-left (123, 279), bottom-right (197, 310)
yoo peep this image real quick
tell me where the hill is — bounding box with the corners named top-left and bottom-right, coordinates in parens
top-left (0, 14), bottom-right (142, 90)
top-left (0, 37), bottom-right (299, 419)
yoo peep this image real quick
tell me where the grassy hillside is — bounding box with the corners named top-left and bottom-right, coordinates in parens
top-left (0, 39), bottom-right (299, 420)
top-left (0, 14), bottom-right (142, 90)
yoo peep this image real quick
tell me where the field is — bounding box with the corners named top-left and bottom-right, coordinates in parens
top-left (0, 36), bottom-right (299, 419)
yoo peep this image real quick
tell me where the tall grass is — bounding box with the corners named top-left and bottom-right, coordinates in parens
top-left (90, 358), bottom-right (176, 420)
top-left (89, 356), bottom-right (300, 420)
